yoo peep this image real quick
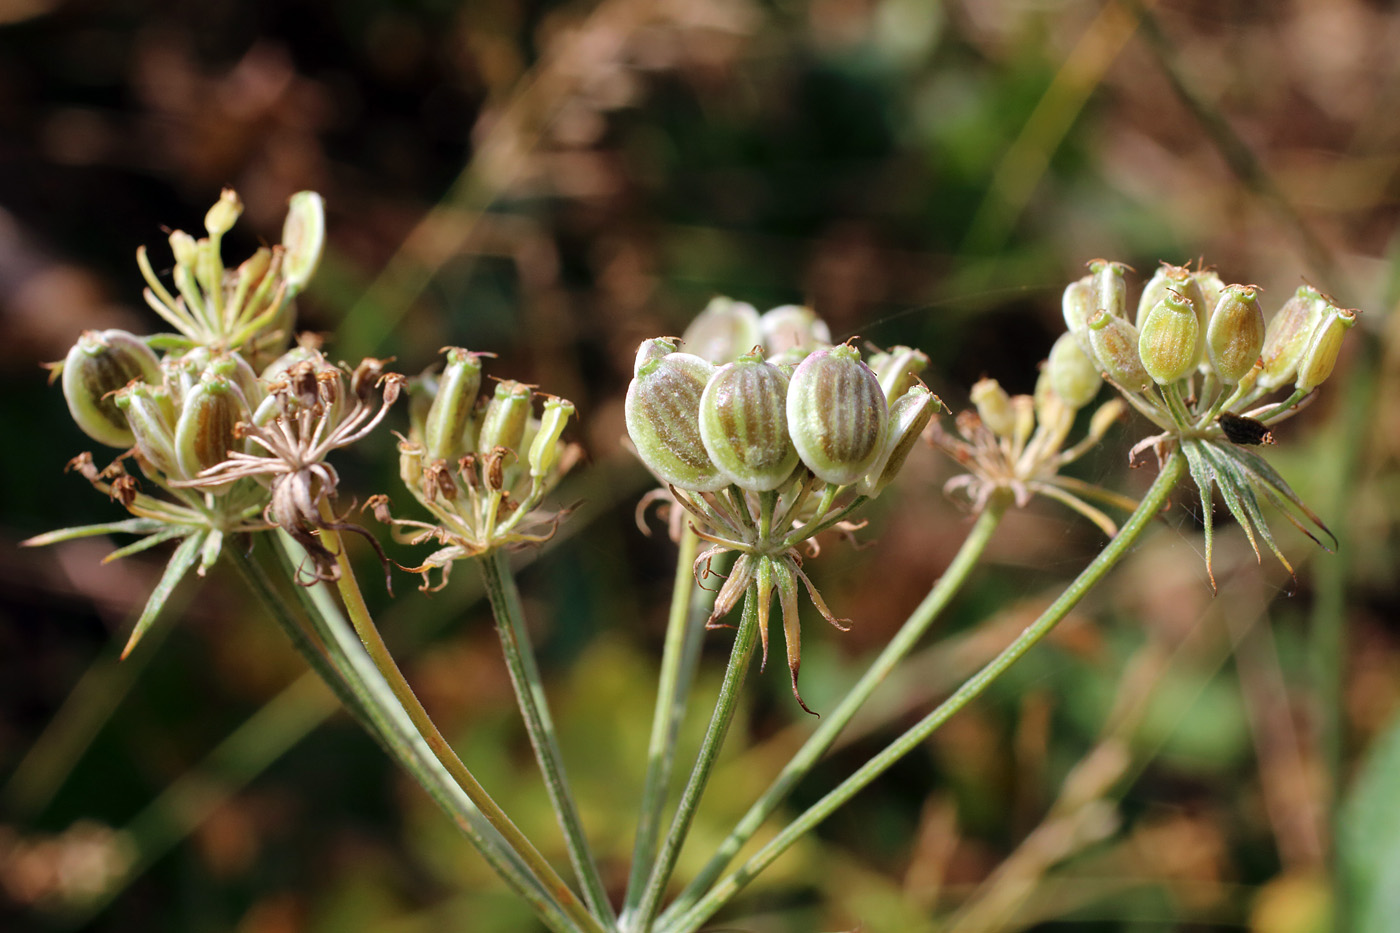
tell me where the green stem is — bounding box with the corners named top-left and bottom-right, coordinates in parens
top-left (621, 526), bottom-right (711, 920)
top-left (306, 517), bottom-right (605, 933)
top-left (632, 587), bottom-right (762, 930)
top-left (658, 497), bottom-right (1008, 927)
top-left (661, 451), bottom-right (1185, 933)
top-left (479, 548), bottom-right (617, 926)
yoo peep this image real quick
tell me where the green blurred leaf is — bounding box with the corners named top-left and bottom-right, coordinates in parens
top-left (1340, 711), bottom-right (1400, 933)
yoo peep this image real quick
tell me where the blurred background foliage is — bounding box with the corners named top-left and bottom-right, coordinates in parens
top-left (1, 0), bottom-right (1398, 930)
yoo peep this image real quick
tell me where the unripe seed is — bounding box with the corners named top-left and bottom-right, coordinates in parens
top-left (759, 304), bottom-right (831, 357)
top-left (625, 349), bottom-right (726, 491)
top-left (1062, 274), bottom-right (1095, 341)
top-left (867, 345), bottom-right (929, 403)
top-left (176, 376), bottom-right (246, 481)
top-left (281, 191), bottom-right (325, 293)
top-left (1046, 331), bottom-right (1103, 409)
top-left (1138, 289), bottom-right (1202, 385)
top-left (699, 354), bottom-right (799, 491)
top-left (634, 337), bottom-right (678, 375)
top-left (1257, 285), bottom-right (1326, 390)
top-left (786, 345), bottom-right (888, 486)
top-left (1087, 310), bottom-right (1152, 393)
top-left (1295, 304), bottom-right (1357, 392)
top-left (682, 297), bottom-right (762, 363)
top-left (970, 378), bottom-right (1016, 438)
top-left (424, 348), bottom-right (483, 461)
top-left (169, 230), bottom-right (199, 269)
top-left (477, 381), bottom-right (532, 456)
top-left (1090, 260), bottom-right (1129, 319)
top-left (861, 385), bottom-right (938, 496)
top-left (61, 329), bottom-right (162, 448)
top-left (115, 382), bottom-right (179, 476)
top-left (528, 397), bottom-right (575, 480)
top-left (1194, 269), bottom-right (1226, 320)
top-left (1206, 284), bottom-right (1266, 384)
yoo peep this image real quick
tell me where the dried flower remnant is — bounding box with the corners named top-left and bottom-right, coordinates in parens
top-left (627, 303), bottom-right (939, 713)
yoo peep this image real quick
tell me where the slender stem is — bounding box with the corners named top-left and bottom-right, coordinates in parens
top-left (479, 548), bottom-right (617, 926)
top-left (622, 526), bottom-right (709, 920)
top-left (632, 588), bottom-right (762, 930)
top-left (658, 496), bottom-right (1009, 927)
top-left (310, 512), bottom-right (606, 933)
top-left (236, 542), bottom-right (582, 932)
top-left (661, 451), bottom-right (1185, 933)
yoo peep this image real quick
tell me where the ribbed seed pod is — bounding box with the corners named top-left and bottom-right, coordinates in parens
top-left (1046, 331), bottom-right (1103, 409)
top-left (786, 345), bottom-right (888, 486)
top-left (1087, 310), bottom-right (1152, 393)
top-left (281, 191), bottom-right (325, 293)
top-left (861, 384), bottom-right (938, 496)
top-left (1206, 284), bottom-right (1266, 384)
top-left (970, 378), bottom-right (1016, 438)
top-left (1295, 305), bottom-right (1357, 392)
top-left (1194, 269), bottom-right (1226, 320)
top-left (1091, 260), bottom-right (1129, 319)
top-left (424, 347), bottom-right (483, 461)
top-left (176, 376), bottom-right (246, 482)
top-left (1138, 289), bottom-right (1202, 385)
top-left (115, 382), bottom-right (180, 476)
top-left (759, 305), bottom-right (831, 357)
top-left (682, 297), bottom-right (762, 363)
top-left (699, 354), bottom-right (798, 491)
top-left (867, 345), bottom-right (929, 403)
top-left (625, 349), bottom-right (726, 491)
top-left (528, 397), bottom-right (575, 480)
top-left (1257, 286), bottom-right (1326, 390)
top-left (61, 329), bottom-right (162, 448)
top-left (1062, 274), bottom-right (1095, 341)
top-left (477, 381), bottom-right (532, 456)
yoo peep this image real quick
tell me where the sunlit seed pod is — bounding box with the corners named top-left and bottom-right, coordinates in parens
top-left (477, 381), bottom-right (533, 456)
top-left (281, 191), bottom-right (325, 294)
top-left (699, 355), bottom-right (799, 491)
top-left (61, 329), bottom-right (162, 448)
top-left (1138, 289), bottom-right (1202, 385)
top-left (1194, 269), bottom-right (1226, 320)
top-left (1295, 304), bottom-right (1357, 392)
top-left (1046, 331), bottom-right (1103, 410)
top-left (175, 376), bottom-right (246, 482)
top-left (786, 345), bottom-right (888, 486)
top-left (634, 337), bottom-right (679, 375)
top-left (1090, 260), bottom-right (1129, 319)
top-left (528, 397), bottom-right (576, 480)
top-left (1062, 274), bottom-right (1096, 341)
top-left (867, 345), bottom-right (930, 403)
top-left (1087, 310), bottom-right (1152, 393)
top-left (759, 304), bottom-right (832, 357)
top-left (970, 378), bottom-right (1016, 438)
top-left (1206, 284), bottom-right (1266, 384)
top-left (424, 347), bottom-right (484, 462)
top-left (625, 349), bottom-right (726, 491)
top-left (682, 297), bottom-right (762, 364)
top-left (115, 382), bottom-right (180, 476)
top-left (204, 188), bottom-right (243, 238)
top-left (1257, 285), bottom-right (1326, 390)
top-left (861, 384), bottom-right (938, 496)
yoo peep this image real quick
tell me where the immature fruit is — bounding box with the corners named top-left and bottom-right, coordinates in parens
top-left (61, 329), bottom-right (162, 448)
top-left (759, 305), bottom-right (831, 357)
top-left (176, 376), bottom-right (246, 481)
top-left (682, 297), bottom-right (762, 364)
top-left (115, 382), bottom-right (179, 476)
top-left (1087, 310), bottom-right (1152, 393)
top-left (699, 354), bottom-right (798, 491)
top-left (1206, 284), bottom-right (1266, 384)
top-left (281, 191), bottom-right (326, 293)
top-left (528, 397), bottom-right (576, 480)
top-left (477, 381), bottom-right (532, 456)
top-left (1062, 274), bottom-right (1095, 342)
top-left (1295, 305), bottom-right (1357, 392)
top-left (1138, 289), bottom-right (1202, 385)
top-left (786, 345), bottom-right (888, 486)
top-left (1257, 285), bottom-right (1326, 391)
top-left (862, 385), bottom-right (938, 496)
top-left (625, 346), bottom-right (725, 491)
top-left (424, 347), bottom-right (483, 461)
top-left (970, 378), bottom-right (1015, 438)
top-left (1046, 332), bottom-right (1103, 409)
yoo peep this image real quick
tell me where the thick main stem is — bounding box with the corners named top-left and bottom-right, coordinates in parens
top-left (311, 510), bottom-right (606, 933)
top-left (662, 451), bottom-right (1185, 933)
top-left (660, 497), bottom-right (1008, 925)
top-left (631, 589), bottom-right (762, 930)
top-left (621, 526), bottom-right (710, 922)
top-left (479, 549), bottom-right (616, 925)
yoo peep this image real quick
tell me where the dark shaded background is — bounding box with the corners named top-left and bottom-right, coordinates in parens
top-left (3, 1), bottom-right (1399, 931)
